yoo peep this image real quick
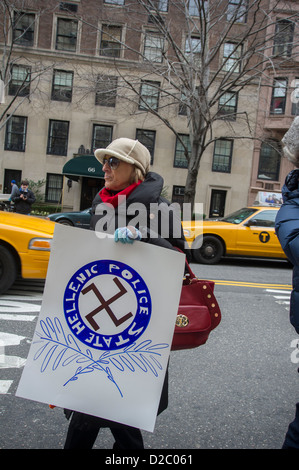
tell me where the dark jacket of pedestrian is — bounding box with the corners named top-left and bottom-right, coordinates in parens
top-left (12, 181), bottom-right (35, 215)
top-left (64, 137), bottom-right (189, 450)
top-left (275, 168), bottom-right (299, 334)
top-left (275, 117), bottom-right (299, 449)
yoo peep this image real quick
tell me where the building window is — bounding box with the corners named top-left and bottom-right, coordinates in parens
top-left (227, 0), bottom-right (247, 23)
top-left (270, 78), bottom-right (287, 114)
top-left (8, 65), bottom-right (31, 97)
top-left (95, 76), bottom-right (118, 107)
top-left (139, 80), bottom-right (160, 111)
top-left (273, 19), bottom-right (294, 57)
top-left (218, 92), bottom-right (238, 120)
top-left (51, 70), bottom-right (73, 102)
top-left (91, 124), bottom-right (113, 151)
top-left (291, 79), bottom-right (299, 116)
top-left (258, 141), bottom-right (281, 181)
top-left (46, 173), bottom-right (63, 203)
top-left (5, 115), bottom-right (27, 152)
top-left (188, 0), bottom-right (199, 16)
top-left (56, 18), bottom-right (78, 52)
top-left (47, 120), bottom-right (69, 156)
top-left (104, 0), bottom-right (125, 4)
top-left (144, 33), bottom-right (164, 63)
top-left (158, 0), bottom-right (168, 12)
top-left (172, 185), bottom-right (185, 206)
top-left (185, 36), bottom-right (201, 64)
top-left (223, 42), bottom-right (242, 73)
top-left (100, 25), bottom-right (122, 58)
top-left (212, 139), bottom-right (233, 173)
top-left (174, 134), bottom-right (190, 169)
top-left (13, 12), bottom-right (35, 46)
top-left (136, 129), bottom-right (156, 164)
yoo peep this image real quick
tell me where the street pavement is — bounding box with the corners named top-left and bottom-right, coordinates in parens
top-left (0, 259), bottom-right (298, 450)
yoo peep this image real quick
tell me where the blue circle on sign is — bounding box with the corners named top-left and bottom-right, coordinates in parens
top-left (63, 260), bottom-right (152, 350)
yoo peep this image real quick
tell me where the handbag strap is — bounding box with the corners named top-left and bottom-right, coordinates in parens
top-left (175, 246), bottom-right (197, 280)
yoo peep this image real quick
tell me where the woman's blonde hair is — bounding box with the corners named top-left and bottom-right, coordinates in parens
top-left (130, 166), bottom-right (146, 184)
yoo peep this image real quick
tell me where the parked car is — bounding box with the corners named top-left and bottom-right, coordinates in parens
top-left (0, 212), bottom-right (55, 294)
top-left (182, 206), bottom-right (287, 264)
top-left (47, 208), bottom-right (92, 229)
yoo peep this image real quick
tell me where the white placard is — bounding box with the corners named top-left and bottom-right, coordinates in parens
top-left (16, 224), bottom-right (185, 432)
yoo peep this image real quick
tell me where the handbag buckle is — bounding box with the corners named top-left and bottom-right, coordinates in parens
top-left (175, 314), bottom-right (189, 327)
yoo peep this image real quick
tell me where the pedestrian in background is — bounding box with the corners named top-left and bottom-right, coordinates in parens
top-left (275, 116), bottom-right (299, 449)
top-left (63, 137), bottom-right (189, 449)
top-left (12, 180), bottom-right (36, 215)
top-left (9, 180), bottom-right (19, 200)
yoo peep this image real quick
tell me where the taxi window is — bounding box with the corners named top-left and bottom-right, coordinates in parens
top-left (222, 208), bottom-right (257, 224)
top-left (248, 210), bottom-right (278, 227)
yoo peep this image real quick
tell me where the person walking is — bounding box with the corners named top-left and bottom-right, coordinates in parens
top-left (63, 137), bottom-right (189, 449)
top-left (275, 116), bottom-right (299, 449)
top-left (11, 180), bottom-right (35, 215)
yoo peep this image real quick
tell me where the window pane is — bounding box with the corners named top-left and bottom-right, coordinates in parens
top-left (212, 139), bottom-right (233, 173)
top-left (227, 0), bottom-right (247, 23)
top-left (273, 19), bottom-right (294, 57)
top-left (270, 78), bottom-right (287, 114)
top-left (13, 12), bottom-right (35, 46)
top-left (139, 81), bottom-right (160, 111)
top-left (52, 70), bottom-right (73, 102)
top-left (258, 141), bottom-right (281, 180)
top-left (136, 129), bottom-right (155, 164)
top-left (5, 116), bottom-right (27, 151)
top-left (144, 34), bottom-right (164, 62)
top-left (100, 25), bottom-right (122, 58)
top-left (47, 120), bottom-right (69, 155)
top-left (223, 42), bottom-right (242, 72)
top-left (56, 18), bottom-right (78, 52)
top-left (291, 79), bottom-right (299, 116)
top-left (46, 174), bottom-right (63, 203)
top-left (95, 76), bottom-right (118, 106)
top-left (92, 125), bottom-right (113, 150)
top-left (9, 65), bottom-right (31, 96)
top-left (174, 134), bottom-right (190, 168)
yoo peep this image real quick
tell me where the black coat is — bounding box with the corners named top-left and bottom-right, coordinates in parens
top-left (90, 171), bottom-right (189, 257)
top-left (275, 169), bottom-right (299, 334)
top-left (12, 189), bottom-right (35, 214)
top-left (87, 171), bottom-right (189, 421)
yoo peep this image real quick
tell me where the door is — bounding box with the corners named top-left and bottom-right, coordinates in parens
top-left (3, 169), bottom-right (22, 194)
top-left (209, 190), bottom-right (226, 218)
top-left (80, 177), bottom-right (105, 210)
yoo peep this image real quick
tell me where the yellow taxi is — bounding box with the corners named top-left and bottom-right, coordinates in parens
top-left (0, 211), bottom-right (55, 294)
top-left (182, 206), bottom-right (287, 264)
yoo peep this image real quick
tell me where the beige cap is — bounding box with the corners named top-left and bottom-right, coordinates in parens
top-left (94, 138), bottom-right (151, 175)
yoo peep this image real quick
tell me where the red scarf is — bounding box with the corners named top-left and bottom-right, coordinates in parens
top-left (99, 180), bottom-right (142, 208)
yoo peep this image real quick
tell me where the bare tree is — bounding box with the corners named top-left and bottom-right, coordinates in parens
top-left (0, 0), bottom-right (58, 130)
top-left (86, 0), bottom-right (298, 211)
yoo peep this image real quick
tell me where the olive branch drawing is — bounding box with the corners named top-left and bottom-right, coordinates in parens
top-left (33, 316), bottom-right (168, 397)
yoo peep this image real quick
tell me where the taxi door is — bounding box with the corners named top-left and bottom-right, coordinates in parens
top-left (235, 209), bottom-right (283, 257)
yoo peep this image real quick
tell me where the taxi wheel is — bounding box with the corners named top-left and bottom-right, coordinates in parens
top-left (193, 236), bottom-right (224, 264)
top-left (0, 245), bottom-right (17, 294)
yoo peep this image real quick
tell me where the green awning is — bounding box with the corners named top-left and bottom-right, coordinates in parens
top-left (62, 155), bottom-right (104, 181)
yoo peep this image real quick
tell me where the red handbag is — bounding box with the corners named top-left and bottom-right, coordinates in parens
top-left (171, 261), bottom-right (221, 351)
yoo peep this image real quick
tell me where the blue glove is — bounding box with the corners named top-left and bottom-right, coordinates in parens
top-left (114, 227), bottom-right (142, 244)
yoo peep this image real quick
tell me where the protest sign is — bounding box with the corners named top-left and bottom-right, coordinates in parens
top-left (16, 224), bottom-right (185, 432)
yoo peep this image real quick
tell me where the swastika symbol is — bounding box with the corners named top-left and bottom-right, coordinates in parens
top-left (82, 277), bottom-right (133, 331)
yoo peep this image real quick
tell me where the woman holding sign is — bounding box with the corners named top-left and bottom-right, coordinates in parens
top-left (63, 138), bottom-right (189, 449)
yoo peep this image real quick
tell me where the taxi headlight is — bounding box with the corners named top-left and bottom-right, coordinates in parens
top-left (183, 229), bottom-right (191, 237)
top-left (29, 238), bottom-right (52, 251)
